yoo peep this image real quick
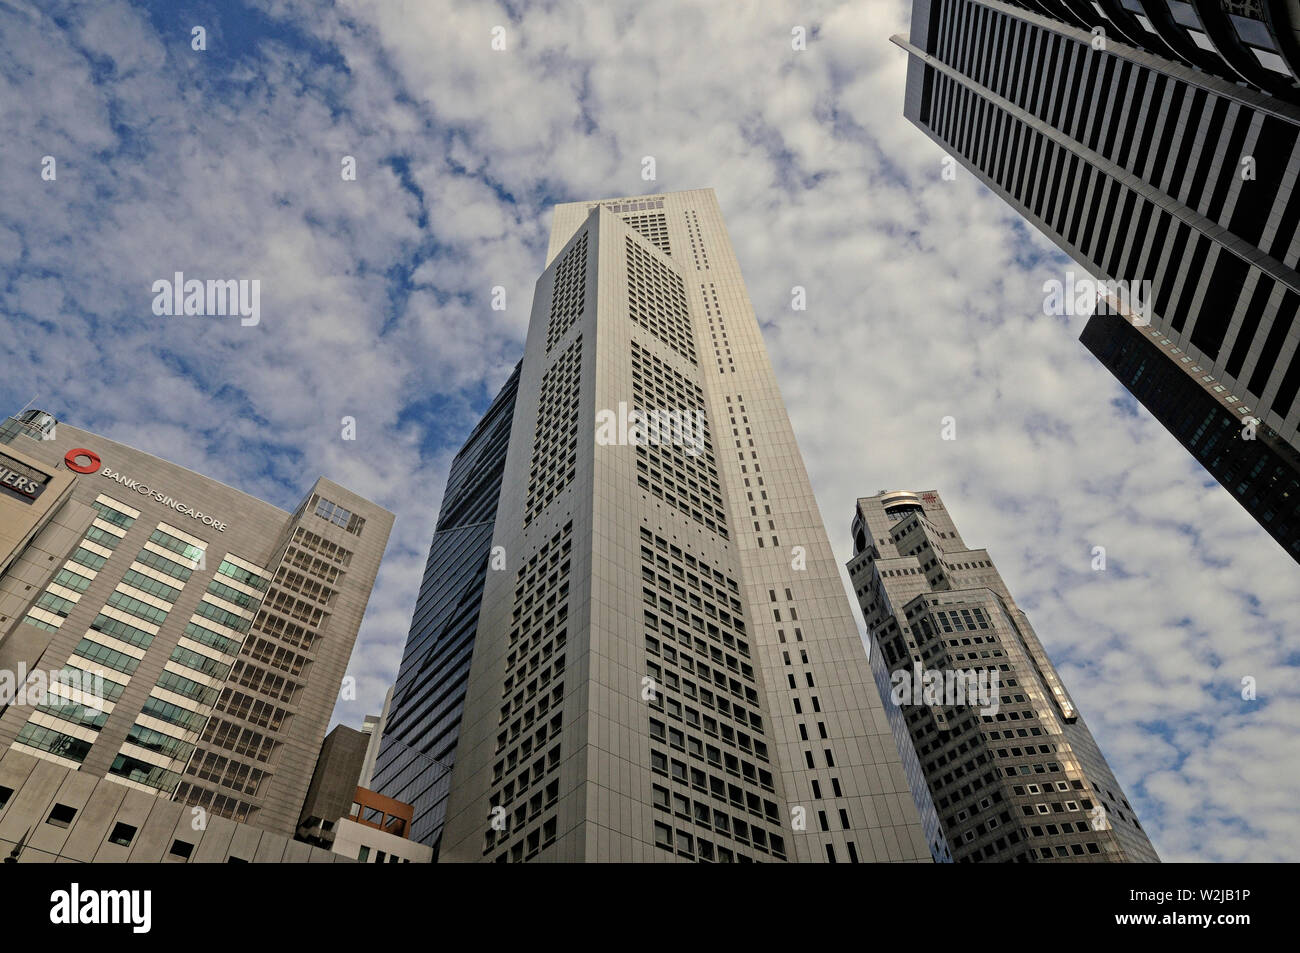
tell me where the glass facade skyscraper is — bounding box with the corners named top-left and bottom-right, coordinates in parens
top-left (1081, 311), bottom-right (1300, 556)
top-left (372, 363), bottom-right (520, 855)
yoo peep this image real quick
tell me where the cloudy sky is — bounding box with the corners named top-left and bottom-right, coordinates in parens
top-left (2, 0), bottom-right (1296, 862)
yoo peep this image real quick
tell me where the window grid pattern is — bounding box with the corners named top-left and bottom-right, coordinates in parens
top-left (685, 208), bottom-right (711, 271)
top-left (177, 546), bottom-right (321, 824)
top-left (15, 522), bottom-right (194, 766)
top-left (705, 281), bottom-right (734, 375)
top-left (630, 341), bottom-right (727, 537)
top-left (622, 212), bottom-right (671, 256)
top-left (525, 336), bottom-right (582, 525)
top-left (486, 520), bottom-right (572, 861)
top-left (639, 528), bottom-right (785, 862)
top-left (922, 0), bottom-right (1300, 428)
top-left (546, 231), bottom-right (588, 351)
top-left (20, 499), bottom-right (136, 632)
top-left (626, 237), bottom-right (697, 364)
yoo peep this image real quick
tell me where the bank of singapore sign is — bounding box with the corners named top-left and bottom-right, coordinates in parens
top-left (65, 449), bottom-right (229, 533)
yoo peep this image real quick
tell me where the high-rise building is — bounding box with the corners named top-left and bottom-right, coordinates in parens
top-left (1081, 311), bottom-right (1300, 557)
top-left (894, 0), bottom-right (1300, 562)
top-left (0, 409), bottom-right (393, 837)
top-left (998, 0), bottom-right (1300, 101)
top-left (847, 489), bottom-right (1160, 862)
top-left (414, 189), bottom-right (929, 863)
top-left (372, 363), bottom-right (520, 854)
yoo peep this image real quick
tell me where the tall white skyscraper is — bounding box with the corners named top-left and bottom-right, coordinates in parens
top-left (433, 190), bottom-right (932, 862)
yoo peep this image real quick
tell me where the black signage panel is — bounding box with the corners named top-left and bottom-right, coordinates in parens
top-left (0, 454), bottom-right (49, 504)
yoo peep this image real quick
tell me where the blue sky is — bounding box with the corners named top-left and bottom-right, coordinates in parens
top-left (2, 0), bottom-right (1298, 862)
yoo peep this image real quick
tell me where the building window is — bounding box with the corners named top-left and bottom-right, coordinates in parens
top-left (108, 822), bottom-right (137, 847)
top-left (313, 497), bottom-right (366, 536)
top-left (654, 821), bottom-right (673, 849)
top-left (46, 804), bottom-right (77, 828)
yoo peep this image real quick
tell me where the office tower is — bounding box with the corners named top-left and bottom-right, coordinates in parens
top-left (423, 189), bottom-right (928, 863)
top-left (895, 0), bottom-right (1300, 562)
top-left (847, 490), bottom-right (1160, 863)
top-left (0, 409), bottom-right (393, 837)
top-left (372, 363), bottom-right (520, 854)
top-left (1000, 0), bottom-right (1300, 101)
top-left (1081, 312), bottom-right (1300, 556)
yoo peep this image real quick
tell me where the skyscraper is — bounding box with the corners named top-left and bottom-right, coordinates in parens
top-left (998, 0), bottom-right (1300, 101)
top-left (371, 362), bottom-right (519, 854)
top-left (0, 409), bottom-right (393, 836)
top-left (396, 189), bottom-right (930, 863)
top-left (848, 489), bottom-right (1160, 863)
top-left (895, 0), bottom-right (1300, 562)
top-left (1080, 311), bottom-right (1300, 558)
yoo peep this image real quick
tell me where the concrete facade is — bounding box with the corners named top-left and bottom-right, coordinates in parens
top-left (0, 410), bottom-right (393, 839)
top-left (436, 190), bottom-right (930, 862)
top-left (357, 686), bottom-right (392, 789)
top-left (297, 725), bottom-right (369, 837)
top-left (331, 815), bottom-right (432, 864)
top-left (0, 747), bottom-right (349, 863)
top-left (296, 726), bottom-right (433, 863)
top-left (847, 490), bottom-right (1160, 862)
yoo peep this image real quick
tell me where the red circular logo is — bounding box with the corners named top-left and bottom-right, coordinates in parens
top-left (64, 449), bottom-right (101, 474)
